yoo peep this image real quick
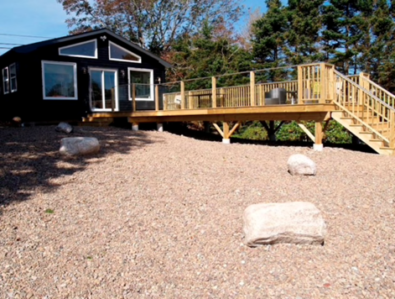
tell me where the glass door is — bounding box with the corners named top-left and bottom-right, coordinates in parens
top-left (90, 69), bottom-right (118, 111)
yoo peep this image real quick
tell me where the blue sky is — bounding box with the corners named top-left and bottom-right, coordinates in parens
top-left (0, 0), bottom-right (266, 55)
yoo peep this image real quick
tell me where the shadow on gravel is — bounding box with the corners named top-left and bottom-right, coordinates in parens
top-left (0, 124), bottom-right (163, 208)
top-left (165, 123), bottom-right (377, 154)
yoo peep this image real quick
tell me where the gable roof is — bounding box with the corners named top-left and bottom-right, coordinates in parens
top-left (1, 28), bottom-right (172, 68)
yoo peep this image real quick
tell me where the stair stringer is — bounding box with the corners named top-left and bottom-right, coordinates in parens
top-left (331, 110), bottom-right (394, 155)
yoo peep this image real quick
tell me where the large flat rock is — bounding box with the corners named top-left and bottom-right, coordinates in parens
top-left (243, 202), bottom-right (326, 247)
top-left (59, 137), bottom-right (100, 157)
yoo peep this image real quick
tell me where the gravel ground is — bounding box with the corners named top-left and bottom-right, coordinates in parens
top-left (0, 125), bottom-right (394, 298)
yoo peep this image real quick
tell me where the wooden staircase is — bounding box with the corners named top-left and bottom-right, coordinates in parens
top-left (331, 70), bottom-right (395, 156)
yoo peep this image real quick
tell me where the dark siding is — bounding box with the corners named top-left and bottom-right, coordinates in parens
top-left (0, 32), bottom-right (168, 122)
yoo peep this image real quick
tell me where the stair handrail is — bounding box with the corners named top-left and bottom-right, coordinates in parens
top-left (360, 75), bottom-right (395, 108)
top-left (334, 70), bottom-right (395, 144)
top-left (335, 70), bottom-right (395, 111)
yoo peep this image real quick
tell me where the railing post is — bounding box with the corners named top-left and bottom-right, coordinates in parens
top-left (390, 111), bottom-right (395, 148)
top-left (297, 65), bottom-right (303, 104)
top-left (155, 85), bottom-right (159, 111)
top-left (212, 77), bottom-right (217, 108)
top-left (250, 71), bottom-right (256, 106)
top-left (320, 63), bottom-right (327, 104)
top-left (132, 83), bottom-right (136, 112)
top-left (181, 81), bottom-right (185, 110)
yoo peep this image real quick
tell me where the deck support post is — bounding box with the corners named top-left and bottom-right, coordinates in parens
top-left (132, 123), bottom-right (139, 131)
top-left (213, 121), bottom-right (241, 144)
top-left (212, 77), bottom-right (217, 108)
top-left (157, 123), bottom-right (163, 132)
top-left (314, 121), bottom-right (323, 151)
top-left (250, 71), bottom-right (256, 106)
top-left (223, 122), bottom-right (230, 144)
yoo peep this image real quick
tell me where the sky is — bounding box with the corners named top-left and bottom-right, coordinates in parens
top-left (0, 0), bottom-right (266, 55)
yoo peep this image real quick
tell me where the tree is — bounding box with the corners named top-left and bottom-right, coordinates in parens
top-left (284, 0), bottom-right (325, 65)
top-left (168, 21), bottom-right (252, 88)
top-left (57, 0), bottom-right (243, 55)
top-left (320, 0), bottom-right (367, 74)
top-left (251, 0), bottom-right (289, 81)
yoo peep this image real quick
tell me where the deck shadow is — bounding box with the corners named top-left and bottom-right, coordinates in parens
top-left (0, 125), bottom-right (163, 208)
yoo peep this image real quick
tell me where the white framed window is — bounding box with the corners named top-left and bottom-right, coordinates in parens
top-left (109, 41), bottom-right (141, 63)
top-left (128, 68), bottom-right (153, 101)
top-left (42, 61), bottom-right (78, 100)
top-left (59, 39), bottom-right (98, 59)
top-left (2, 67), bottom-right (9, 94)
top-left (9, 63), bottom-right (17, 92)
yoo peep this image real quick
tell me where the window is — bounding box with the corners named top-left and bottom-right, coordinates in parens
top-left (59, 39), bottom-right (97, 58)
top-left (128, 68), bottom-right (153, 101)
top-left (9, 63), bottom-right (17, 92)
top-left (42, 61), bottom-right (77, 100)
top-left (2, 67), bottom-right (9, 94)
top-left (109, 41), bottom-right (141, 63)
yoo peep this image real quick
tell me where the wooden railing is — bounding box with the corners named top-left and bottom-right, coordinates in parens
top-left (297, 63), bottom-right (334, 104)
top-left (163, 80), bottom-right (298, 110)
top-left (334, 70), bottom-right (395, 147)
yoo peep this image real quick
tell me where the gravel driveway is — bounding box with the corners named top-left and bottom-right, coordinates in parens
top-left (1, 125), bottom-right (394, 298)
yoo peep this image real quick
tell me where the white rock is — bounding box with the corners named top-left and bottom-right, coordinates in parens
top-left (287, 154), bottom-right (317, 176)
top-left (59, 137), bottom-right (100, 157)
top-left (56, 122), bottom-right (73, 134)
top-left (243, 202), bottom-right (326, 247)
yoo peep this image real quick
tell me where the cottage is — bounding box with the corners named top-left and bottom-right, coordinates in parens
top-left (0, 28), bottom-right (171, 122)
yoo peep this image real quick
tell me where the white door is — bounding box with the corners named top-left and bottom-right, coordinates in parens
top-left (90, 69), bottom-right (118, 111)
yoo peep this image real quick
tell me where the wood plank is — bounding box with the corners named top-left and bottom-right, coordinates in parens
top-left (181, 81), bottom-right (185, 110)
top-left (212, 77), bottom-right (217, 108)
top-left (223, 122), bottom-right (230, 139)
top-left (155, 85), bottom-right (159, 111)
top-left (213, 123), bottom-right (224, 137)
top-left (250, 71), bottom-right (255, 106)
top-left (297, 122), bottom-right (315, 142)
top-left (315, 121), bottom-right (323, 145)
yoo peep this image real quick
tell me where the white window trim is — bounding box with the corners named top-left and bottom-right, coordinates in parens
top-left (128, 67), bottom-right (154, 102)
top-left (109, 41), bottom-right (141, 63)
top-left (59, 39), bottom-right (98, 59)
top-left (42, 60), bottom-right (78, 100)
top-left (2, 67), bottom-right (9, 95)
top-left (89, 67), bottom-right (119, 112)
top-left (10, 63), bottom-right (17, 93)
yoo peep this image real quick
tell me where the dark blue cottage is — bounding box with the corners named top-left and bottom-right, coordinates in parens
top-left (0, 28), bottom-right (171, 122)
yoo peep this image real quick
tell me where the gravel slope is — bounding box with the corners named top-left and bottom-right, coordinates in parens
top-left (0, 125), bottom-right (394, 298)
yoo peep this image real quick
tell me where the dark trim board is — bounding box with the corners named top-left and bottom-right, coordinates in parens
top-left (0, 29), bottom-right (170, 122)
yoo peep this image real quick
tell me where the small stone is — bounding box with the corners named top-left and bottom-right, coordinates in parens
top-left (287, 154), bottom-right (317, 176)
top-left (56, 122), bottom-right (73, 134)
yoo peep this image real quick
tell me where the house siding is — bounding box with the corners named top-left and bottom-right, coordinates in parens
top-left (0, 30), bottom-right (168, 122)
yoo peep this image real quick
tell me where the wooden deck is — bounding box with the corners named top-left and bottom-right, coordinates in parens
top-left (89, 104), bottom-right (335, 123)
top-left (84, 62), bottom-right (395, 155)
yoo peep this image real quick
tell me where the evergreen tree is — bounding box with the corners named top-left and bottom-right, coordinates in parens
top-left (251, 0), bottom-right (289, 81)
top-left (284, 0), bottom-right (325, 65)
top-left (321, 0), bottom-right (365, 74)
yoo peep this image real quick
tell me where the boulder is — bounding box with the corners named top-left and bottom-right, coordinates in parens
top-left (243, 202), bottom-right (326, 247)
top-left (59, 137), bottom-right (100, 157)
top-left (287, 154), bottom-right (316, 176)
top-left (56, 122), bottom-right (73, 134)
